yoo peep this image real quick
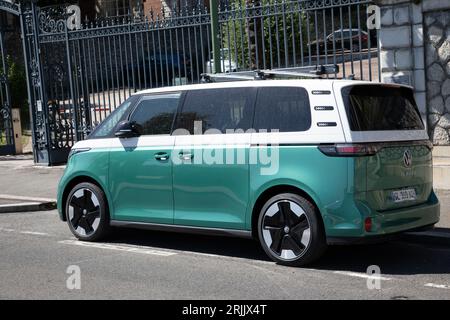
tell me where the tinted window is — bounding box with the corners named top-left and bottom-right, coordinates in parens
top-left (130, 93), bottom-right (180, 135)
top-left (89, 96), bottom-right (136, 139)
top-left (342, 85), bottom-right (424, 131)
top-left (174, 88), bottom-right (255, 134)
top-left (254, 87), bottom-right (311, 132)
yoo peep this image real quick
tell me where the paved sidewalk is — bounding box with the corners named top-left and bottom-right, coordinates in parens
top-left (0, 154), bottom-right (64, 201)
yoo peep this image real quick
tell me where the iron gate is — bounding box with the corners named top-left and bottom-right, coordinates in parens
top-left (0, 5), bottom-right (15, 156)
top-left (0, 0), bottom-right (379, 165)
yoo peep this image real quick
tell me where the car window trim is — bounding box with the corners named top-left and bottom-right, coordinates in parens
top-left (170, 90), bottom-right (187, 135)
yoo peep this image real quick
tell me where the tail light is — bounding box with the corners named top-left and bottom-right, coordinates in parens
top-left (318, 143), bottom-right (378, 157)
top-left (364, 218), bottom-right (372, 232)
top-left (361, 34), bottom-right (368, 41)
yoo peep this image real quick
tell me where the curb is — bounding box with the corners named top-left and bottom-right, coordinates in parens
top-left (402, 230), bottom-right (450, 246)
top-left (0, 201), bottom-right (56, 214)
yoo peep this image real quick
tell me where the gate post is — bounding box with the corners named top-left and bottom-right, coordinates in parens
top-left (64, 14), bottom-right (80, 142)
top-left (0, 22), bottom-right (14, 151)
top-left (209, 0), bottom-right (221, 74)
top-left (18, 1), bottom-right (36, 162)
top-left (20, 0), bottom-right (52, 164)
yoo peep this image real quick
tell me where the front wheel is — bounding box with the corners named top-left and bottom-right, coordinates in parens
top-left (65, 182), bottom-right (110, 241)
top-left (257, 193), bottom-right (327, 266)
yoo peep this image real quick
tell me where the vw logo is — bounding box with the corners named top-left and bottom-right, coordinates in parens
top-left (403, 150), bottom-right (412, 168)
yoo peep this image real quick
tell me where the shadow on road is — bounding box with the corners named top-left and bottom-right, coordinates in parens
top-left (105, 227), bottom-right (450, 275)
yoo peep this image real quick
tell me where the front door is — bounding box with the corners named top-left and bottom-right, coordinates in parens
top-left (109, 92), bottom-right (182, 224)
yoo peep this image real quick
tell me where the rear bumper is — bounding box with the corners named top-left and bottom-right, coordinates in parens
top-left (327, 223), bottom-right (436, 245)
top-left (325, 191), bottom-right (440, 243)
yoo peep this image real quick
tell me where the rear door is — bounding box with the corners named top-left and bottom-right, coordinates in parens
top-left (335, 82), bottom-right (432, 211)
top-left (172, 87), bottom-right (256, 229)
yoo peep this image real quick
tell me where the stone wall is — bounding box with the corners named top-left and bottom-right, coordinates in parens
top-left (377, 0), bottom-right (450, 145)
top-left (424, 10), bottom-right (450, 145)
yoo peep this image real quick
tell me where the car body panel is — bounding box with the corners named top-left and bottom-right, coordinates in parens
top-left (57, 140), bottom-right (113, 220)
top-left (57, 79), bottom-right (440, 242)
top-left (108, 135), bottom-right (175, 224)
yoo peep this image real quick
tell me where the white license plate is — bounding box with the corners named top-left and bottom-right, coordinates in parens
top-left (391, 189), bottom-right (417, 203)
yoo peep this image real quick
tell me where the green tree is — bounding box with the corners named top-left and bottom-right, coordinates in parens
top-left (222, 0), bottom-right (311, 70)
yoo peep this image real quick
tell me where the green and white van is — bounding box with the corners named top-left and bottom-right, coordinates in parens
top-left (57, 80), bottom-right (440, 266)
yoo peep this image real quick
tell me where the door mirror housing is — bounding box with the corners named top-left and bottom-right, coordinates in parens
top-left (114, 120), bottom-right (141, 138)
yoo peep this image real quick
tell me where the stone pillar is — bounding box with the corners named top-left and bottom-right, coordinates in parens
top-left (376, 0), bottom-right (450, 145)
top-left (376, 0), bottom-right (426, 121)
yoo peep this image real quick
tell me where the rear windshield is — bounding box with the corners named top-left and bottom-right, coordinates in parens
top-left (342, 85), bottom-right (424, 131)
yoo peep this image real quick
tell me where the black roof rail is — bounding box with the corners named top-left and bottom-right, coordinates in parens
top-left (200, 64), bottom-right (339, 83)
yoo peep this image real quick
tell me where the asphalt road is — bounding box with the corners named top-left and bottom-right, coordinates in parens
top-left (0, 210), bottom-right (449, 300)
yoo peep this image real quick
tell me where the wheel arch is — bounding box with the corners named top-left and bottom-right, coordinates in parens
top-left (250, 184), bottom-right (324, 239)
top-left (60, 175), bottom-right (110, 221)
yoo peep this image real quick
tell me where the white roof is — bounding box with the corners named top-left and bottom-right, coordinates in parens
top-left (133, 79), bottom-right (388, 95)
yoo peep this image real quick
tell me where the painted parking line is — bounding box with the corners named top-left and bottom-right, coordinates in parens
top-left (0, 227), bottom-right (50, 236)
top-left (20, 231), bottom-right (50, 236)
top-left (333, 271), bottom-right (394, 281)
top-left (58, 239), bottom-right (178, 257)
top-left (424, 283), bottom-right (450, 290)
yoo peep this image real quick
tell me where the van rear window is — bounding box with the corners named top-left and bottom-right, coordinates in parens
top-left (342, 85), bottom-right (424, 131)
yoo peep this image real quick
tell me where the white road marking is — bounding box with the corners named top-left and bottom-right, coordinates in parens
top-left (0, 227), bottom-right (50, 236)
top-left (20, 231), bottom-right (50, 236)
top-left (0, 194), bottom-right (56, 203)
top-left (424, 283), bottom-right (450, 290)
top-left (58, 239), bottom-right (177, 257)
top-left (333, 271), bottom-right (393, 281)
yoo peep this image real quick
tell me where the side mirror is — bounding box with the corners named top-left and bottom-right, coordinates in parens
top-left (114, 120), bottom-right (141, 138)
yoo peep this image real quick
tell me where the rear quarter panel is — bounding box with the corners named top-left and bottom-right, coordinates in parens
top-left (248, 146), bottom-right (361, 236)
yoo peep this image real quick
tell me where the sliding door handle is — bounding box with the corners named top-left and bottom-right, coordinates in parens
top-left (154, 152), bottom-right (169, 161)
top-left (178, 152), bottom-right (193, 161)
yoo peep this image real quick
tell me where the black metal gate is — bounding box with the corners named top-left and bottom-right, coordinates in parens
top-left (0, 5), bottom-right (15, 156)
top-left (0, 0), bottom-right (379, 165)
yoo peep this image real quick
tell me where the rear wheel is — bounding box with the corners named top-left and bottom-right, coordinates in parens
top-left (65, 182), bottom-right (110, 241)
top-left (257, 193), bottom-right (327, 266)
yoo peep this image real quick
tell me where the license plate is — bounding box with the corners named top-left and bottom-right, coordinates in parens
top-left (391, 189), bottom-right (417, 203)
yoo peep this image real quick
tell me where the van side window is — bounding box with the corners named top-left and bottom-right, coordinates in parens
top-left (129, 93), bottom-right (181, 135)
top-left (173, 88), bottom-right (256, 134)
top-left (254, 87), bottom-right (311, 132)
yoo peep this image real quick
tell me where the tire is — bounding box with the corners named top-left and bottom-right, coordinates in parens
top-left (65, 182), bottom-right (110, 242)
top-left (257, 193), bottom-right (327, 266)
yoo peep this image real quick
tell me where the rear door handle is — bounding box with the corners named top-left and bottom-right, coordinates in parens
top-left (178, 152), bottom-right (193, 161)
top-left (154, 152), bottom-right (169, 161)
